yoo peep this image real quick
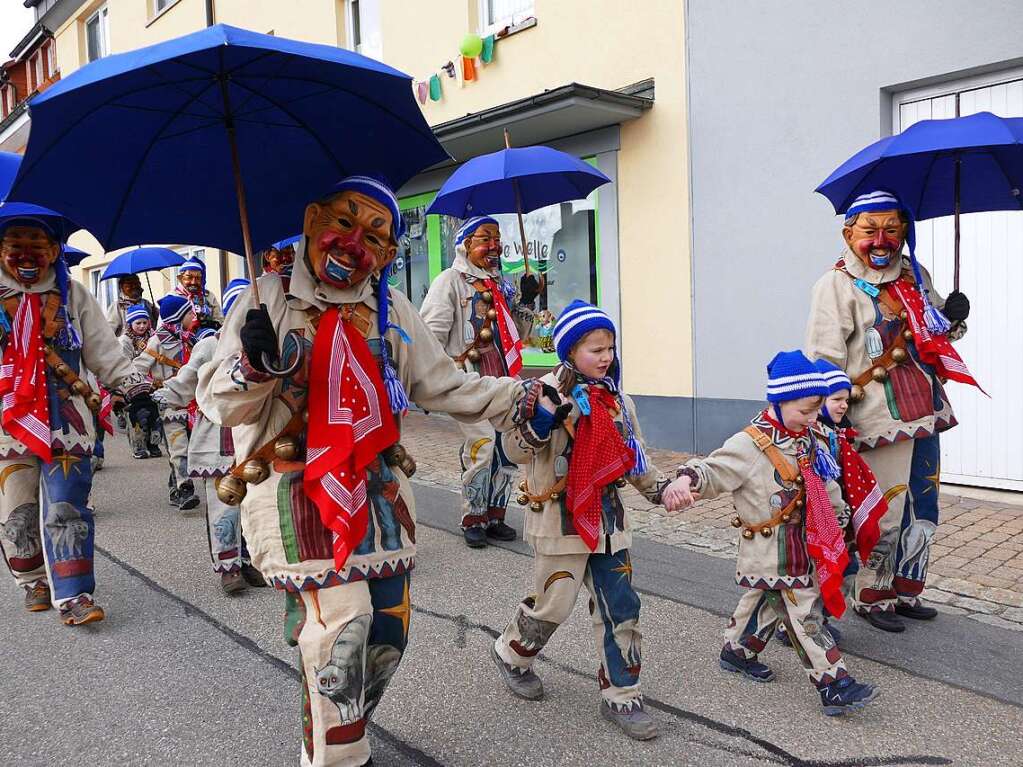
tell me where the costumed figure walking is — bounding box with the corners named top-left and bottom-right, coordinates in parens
top-left (668, 351), bottom-right (878, 715)
top-left (198, 176), bottom-right (529, 767)
top-left (262, 239), bottom-right (297, 292)
top-left (805, 191), bottom-right (977, 633)
top-left (105, 273), bottom-right (158, 336)
top-left (175, 257), bottom-right (224, 324)
top-left (119, 302), bottom-right (162, 459)
top-left (491, 301), bottom-right (687, 740)
top-left (154, 278), bottom-right (266, 595)
top-left (420, 216), bottom-right (540, 548)
top-left (136, 294), bottom-right (201, 511)
top-left (0, 215), bottom-right (155, 624)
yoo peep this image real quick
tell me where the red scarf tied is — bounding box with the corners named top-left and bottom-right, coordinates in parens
top-left (566, 386), bottom-right (635, 551)
top-left (0, 294), bottom-right (52, 461)
top-left (481, 279), bottom-right (523, 377)
top-left (798, 445), bottom-right (849, 619)
top-left (304, 307), bottom-right (398, 571)
top-left (889, 278), bottom-right (983, 392)
top-left (834, 426), bottom-right (886, 560)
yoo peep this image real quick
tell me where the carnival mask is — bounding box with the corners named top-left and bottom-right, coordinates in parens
top-left (178, 270), bottom-right (203, 294)
top-left (0, 224), bottom-right (60, 286)
top-left (120, 275), bottom-right (143, 300)
top-left (843, 209), bottom-right (906, 270)
top-left (465, 223), bottom-right (502, 272)
top-left (263, 245), bottom-right (295, 275)
top-left (303, 190), bottom-right (397, 289)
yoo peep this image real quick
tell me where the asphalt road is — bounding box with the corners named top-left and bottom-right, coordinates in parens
top-left (3, 436), bottom-right (1022, 766)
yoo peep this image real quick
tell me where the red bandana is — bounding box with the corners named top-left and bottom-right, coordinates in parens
top-left (0, 294), bottom-right (52, 461)
top-left (304, 307), bottom-right (398, 571)
top-left (481, 279), bottom-right (523, 377)
top-left (566, 386), bottom-right (635, 551)
top-left (99, 386), bottom-right (113, 436)
top-left (889, 278), bottom-right (983, 392)
top-left (798, 446), bottom-right (849, 619)
top-left (834, 426), bottom-right (886, 559)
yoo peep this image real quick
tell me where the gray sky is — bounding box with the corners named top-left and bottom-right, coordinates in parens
top-left (1, 1), bottom-right (36, 62)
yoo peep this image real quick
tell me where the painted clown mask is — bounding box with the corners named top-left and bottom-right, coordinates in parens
top-left (843, 208), bottom-right (907, 270)
top-left (303, 190), bottom-right (397, 289)
top-left (119, 275), bottom-right (143, 301)
top-left (178, 269), bottom-right (204, 294)
top-left (262, 245), bottom-right (295, 275)
top-left (464, 222), bottom-right (502, 272)
top-left (0, 223), bottom-right (60, 286)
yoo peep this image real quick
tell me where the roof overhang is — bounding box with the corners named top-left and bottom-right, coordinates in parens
top-left (10, 23), bottom-right (50, 62)
top-left (431, 81), bottom-right (653, 163)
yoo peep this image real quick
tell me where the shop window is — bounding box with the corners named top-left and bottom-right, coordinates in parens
top-left (393, 195), bottom-right (436, 309)
top-left (46, 41), bottom-right (56, 78)
top-left (86, 6), bottom-right (110, 63)
top-left (479, 0), bottom-right (534, 34)
top-left (345, 0), bottom-right (382, 60)
top-left (33, 53), bottom-right (43, 89)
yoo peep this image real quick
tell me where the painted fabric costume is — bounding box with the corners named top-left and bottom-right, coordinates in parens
top-left (174, 259), bottom-right (223, 324)
top-left (105, 288), bottom-right (157, 336)
top-left (0, 268), bottom-right (148, 610)
top-left (198, 229), bottom-right (524, 765)
top-left (119, 307), bottom-right (161, 458)
top-left (420, 219), bottom-right (535, 534)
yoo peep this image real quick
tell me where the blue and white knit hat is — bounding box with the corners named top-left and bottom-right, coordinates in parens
top-left (766, 350), bottom-right (828, 403)
top-left (553, 300), bottom-right (620, 386)
top-left (845, 190), bottom-right (951, 335)
top-left (323, 175), bottom-right (405, 243)
top-left (814, 358), bottom-right (852, 395)
top-left (178, 258), bottom-right (205, 274)
top-left (126, 303), bottom-right (150, 325)
top-left (222, 278), bottom-right (249, 316)
top-left (455, 216), bottom-right (499, 246)
top-left (158, 294), bottom-right (191, 324)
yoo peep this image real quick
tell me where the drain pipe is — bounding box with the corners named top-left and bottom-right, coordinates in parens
top-left (205, 0), bottom-right (215, 26)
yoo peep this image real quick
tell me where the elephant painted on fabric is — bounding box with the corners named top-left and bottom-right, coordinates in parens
top-left (2, 503), bottom-right (41, 558)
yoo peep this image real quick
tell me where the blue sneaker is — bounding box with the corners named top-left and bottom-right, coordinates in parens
top-left (719, 647), bottom-right (775, 682)
top-left (819, 676), bottom-right (879, 716)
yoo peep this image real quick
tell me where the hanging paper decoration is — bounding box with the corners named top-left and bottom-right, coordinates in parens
top-left (419, 34), bottom-right (497, 106)
top-left (416, 80), bottom-right (428, 105)
top-left (429, 74), bottom-right (442, 101)
top-left (461, 56), bottom-right (476, 82)
top-left (480, 34), bottom-right (495, 63)
top-left (460, 33), bottom-right (484, 58)
top-left (442, 60), bottom-right (456, 78)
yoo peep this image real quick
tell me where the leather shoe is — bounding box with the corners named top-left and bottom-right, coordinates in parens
top-left (858, 609), bottom-right (905, 633)
top-left (895, 602), bottom-right (938, 620)
top-left (486, 521), bottom-right (517, 542)
top-left (463, 527), bottom-right (488, 548)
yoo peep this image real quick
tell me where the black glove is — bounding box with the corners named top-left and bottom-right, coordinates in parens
top-left (541, 383), bottom-right (573, 426)
top-left (240, 305), bottom-right (278, 373)
top-left (942, 291), bottom-right (970, 323)
top-left (127, 392), bottom-right (158, 426)
top-left (519, 273), bottom-right (541, 306)
top-left (199, 316), bottom-right (222, 332)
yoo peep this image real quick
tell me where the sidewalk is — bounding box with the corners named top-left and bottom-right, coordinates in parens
top-left (401, 411), bottom-right (1023, 629)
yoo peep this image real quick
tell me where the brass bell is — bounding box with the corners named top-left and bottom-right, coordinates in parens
top-left (760, 527), bottom-right (774, 538)
top-left (466, 348), bottom-right (481, 363)
top-left (480, 290), bottom-right (494, 304)
top-left (795, 474), bottom-right (804, 485)
top-left (614, 477), bottom-right (628, 488)
top-left (241, 459), bottom-right (270, 484)
top-left (849, 384), bottom-right (865, 402)
top-left (216, 475), bottom-right (248, 505)
top-left (781, 513), bottom-right (792, 524)
top-left (549, 490), bottom-right (561, 501)
top-left (529, 501), bottom-right (545, 513)
top-left (274, 435), bottom-right (298, 461)
top-left (85, 393), bottom-right (102, 412)
top-left (518, 480), bottom-right (527, 492)
top-left (903, 329), bottom-right (915, 342)
top-left (400, 455), bottom-right (417, 477)
top-left (871, 366), bottom-right (888, 383)
top-left (54, 362), bottom-right (71, 378)
top-left (795, 498), bottom-right (804, 509)
top-left (890, 347), bottom-right (908, 364)
top-left (486, 308), bottom-right (498, 321)
top-left (730, 516), bottom-right (743, 529)
top-left (478, 327), bottom-right (494, 344)
top-left (741, 528), bottom-right (755, 540)
top-left (899, 310), bottom-right (908, 321)
top-left (71, 379), bottom-right (90, 396)
top-left (516, 493), bottom-right (530, 505)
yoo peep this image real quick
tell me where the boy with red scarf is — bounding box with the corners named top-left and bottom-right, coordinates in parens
top-left (198, 176), bottom-right (528, 767)
top-left (668, 351), bottom-right (879, 716)
top-left (420, 216), bottom-right (540, 548)
top-left (490, 301), bottom-right (687, 740)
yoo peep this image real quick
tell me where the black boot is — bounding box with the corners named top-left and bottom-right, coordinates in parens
top-left (857, 608), bottom-right (905, 633)
top-left (240, 563), bottom-right (267, 587)
top-left (895, 602), bottom-right (938, 620)
top-left (463, 527), bottom-right (488, 548)
top-left (819, 676), bottom-right (879, 716)
top-left (486, 521), bottom-right (517, 542)
top-left (177, 481), bottom-right (200, 511)
top-left (718, 647), bottom-right (775, 682)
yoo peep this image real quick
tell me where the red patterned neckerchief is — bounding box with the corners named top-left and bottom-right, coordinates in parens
top-left (0, 294), bottom-right (52, 460)
top-left (478, 278), bottom-right (523, 377)
top-left (304, 306), bottom-right (399, 571)
top-left (888, 277), bottom-right (983, 392)
top-left (832, 425), bottom-right (886, 560)
top-left (566, 385), bottom-right (635, 551)
top-left (99, 386), bottom-right (113, 436)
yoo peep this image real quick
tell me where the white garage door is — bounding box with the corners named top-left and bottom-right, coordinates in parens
top-left (897, 76), bottom-right (1023, 491)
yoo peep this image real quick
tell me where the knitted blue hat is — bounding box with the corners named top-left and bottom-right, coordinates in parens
top-left (222, 278), bottom-right (249, 316)
top-left (553, 300), bottom-right (620, 385)
top-left (178, 258), bottom-right (205, 274)
top-left (814, 358), bottom-right (852, 395)
top-left (126, 303), bottom-right (150, 325)
top-left (158, 294), bottom-right (190, 324)
top-left (324, 176), bottom-right (405, 242)
top-left (455, 216), bottom-right (499, 246)
top-left (846, 190), bottom-right (951, 335)
top-left (766, 350), bottom-right (828, 403)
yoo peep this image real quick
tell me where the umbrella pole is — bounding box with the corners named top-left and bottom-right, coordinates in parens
top-left (144, 271), bottom-right (156, 306)
top-left (504, 129), bottom-right (532, 277)
top-left (953, 156), bottom-right (962, 293)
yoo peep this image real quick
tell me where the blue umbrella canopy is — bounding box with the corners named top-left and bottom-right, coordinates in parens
top-left (426, 145), bottom-right (611, 217)
top-left (62, 245), bottom-right (90, 267)
top-left (0, 151), bottom-right (82, 241)
top-left (100, 247), bottom-right (185, 280)
top-left (7, 23), bottom-right (449, 258)
top-left (816, 111), bottom-right (1023, 219)
top-left (0, 151), bottom-right (19, 196)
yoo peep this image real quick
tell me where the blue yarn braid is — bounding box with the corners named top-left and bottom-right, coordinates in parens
top-left (905, 212), bottom-right (952, 335)
top-left (376, 264), bottom-right (410, 414)
top-left (812, 437), bottom-right (842, 482)
top-left (54, 249), bottom-right (81, 350)
top-left (620, 399), bottom-right (649, 477)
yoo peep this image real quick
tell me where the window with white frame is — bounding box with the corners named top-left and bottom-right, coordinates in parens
top-left (46, 41), bottom-right (56, 77)
top-left (86, 5), bottom-right (110, 63)
top-left (345, 0), bottom-right (381, 60)
top-left (479, 0), bottom-right (534, 33)
top-left (33, 52), bottom-right (43, 88)
top-left (152, 0), bottom-right (175, 16)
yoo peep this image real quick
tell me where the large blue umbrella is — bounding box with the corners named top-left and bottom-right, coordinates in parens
top-left (100, 247), bottom-right (185, 280)
top-left (426, 136), bottom-right (610, 274)
top-left (0, 152), bottom-right (82, 241)
top-left (0, 151), bottom-right (20, 196)
top-left (63, 245), bottom-right (90, 267)
top-left (7, 23), bottom-right (449, 301)
top-left (816, 111), bottom-right (1023, 289)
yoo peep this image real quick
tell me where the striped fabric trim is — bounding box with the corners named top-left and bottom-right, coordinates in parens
top-left (847, 191), bottom-right (901, 216)
top-left (552, 307), bottom-right (612, 347)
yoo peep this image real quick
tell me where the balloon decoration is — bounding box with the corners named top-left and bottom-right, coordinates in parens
top-left (460, 34), bottom-right (484, 58)
top-left (414, 32), bottom-right (498, 104)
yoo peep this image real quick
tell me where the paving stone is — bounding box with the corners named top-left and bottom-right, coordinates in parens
top-left (1002, 607), bottom-right (1023, 623)
top-left (967, 613), bottom-right (1023, 631)
top-left (949, 595), bottom-right (1004, 615)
